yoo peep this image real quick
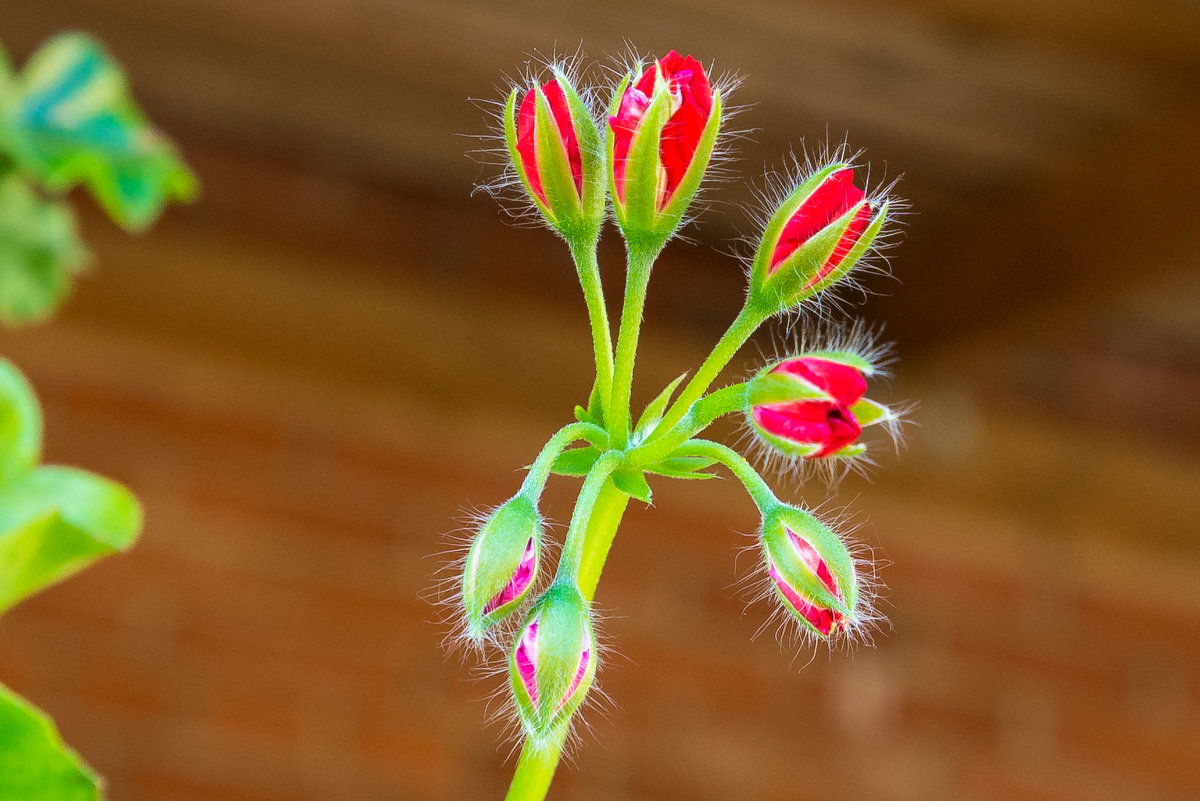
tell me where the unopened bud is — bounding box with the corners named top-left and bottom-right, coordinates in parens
top-left (747, 353), bottom-right (894, 460)
top-left (748, 164), bottom-right (889, 315)
top-left (509, 584), bottom-right (596, 741)
top-left (760, 506), bottom-right (857, 637)
top-left (461, 494), bottom-right (541, 640)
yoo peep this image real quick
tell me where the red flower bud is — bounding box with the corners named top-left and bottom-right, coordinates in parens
top-left (747, 162), bottom-right (891, 316)
top-left (747, 355), bottom-right (894, 460)
top-left (516, 79), bottom-right (583, 206)
top-left (609, 50), bottom-right (713, 209)
top-left (768, 527), bottom-right (845, 635)
top-left (769, 168), bottom-right (870, 278)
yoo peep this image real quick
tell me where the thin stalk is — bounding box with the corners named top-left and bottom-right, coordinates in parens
top-left (627, 383), bottom-right (746, 468)
top-left (569, 238), bottom-right (615, 418)
top-left (674, 438), bottom-right (779, 512)
top-left (519, 421), bottom-right (609, 500)
top-left (608, 243), bottom-right (662, 447)
top-left (557, 451), bottom-right (624, 579)
top-left (654, 305), bottom-right (761, 438)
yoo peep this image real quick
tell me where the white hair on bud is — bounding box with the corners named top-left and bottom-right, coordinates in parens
top-left (468, 44), bottom-right (603, 235)
top-left (729, 503), bottom-right (887, 664)
top-left (424, 502), bottom-right (559, 660)
top-left (738, 137), bottom-right (908, 321)
top-left (737, 317), bottom-right (910, 488)
top-left (598, 44), bottom-right (751, 236)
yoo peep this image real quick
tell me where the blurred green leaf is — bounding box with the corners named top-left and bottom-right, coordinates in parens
top-left (0, 359), bottom-right (42, 482)
top-left (643, 456), bottom-right (718, 480)
top-left (0, 684), bottom-right (100, 801)
top-left (550, 446), bottom-right (602, 477)
top-left (0, 466), bottom-right (141, 615)
top-left (0, 358), bottom-right (141, 614)
top-left (0, 31), bottom-right (197, 231)
top-left (612, 468), bottom-right (652, 504)
top-left (0, 173), bottom-right (89, 327)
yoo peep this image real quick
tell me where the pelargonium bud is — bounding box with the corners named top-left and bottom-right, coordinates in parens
top-left (461, 494), bottom-right (542, 640)
top-left (747, 163), bottom-right (889, 316)
top-left (504, 72), bottom-right (605, 241)
top-left (760, 506), bottom-right (858, 638)
top-left (608, 51), bottom-right (722, 245)
top-left (509, 584), bottom-right (596, 742)
top-left (746, 352), bottom-right (894, 460)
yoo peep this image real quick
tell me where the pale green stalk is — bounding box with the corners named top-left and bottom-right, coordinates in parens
top-left (673, 438), bottom-right (779, 511)
top-left (569, 238), bottom-right (615, 418)
top-left (519, 421), bottom-right (609, 500)
top-left (608, 243), bottom-right (662, 447)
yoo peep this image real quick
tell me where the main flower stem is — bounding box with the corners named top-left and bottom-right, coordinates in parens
top-left (569, 239), bottom-right (615, 419)
top-left (505, 480), bottom-right (630, 801)
top-left (654, 305), bottom-right (761, 437)
top-left (608, 243), bottom-right (662, 447)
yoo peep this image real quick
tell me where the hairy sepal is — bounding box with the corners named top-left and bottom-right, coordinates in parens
top-left (461, 494), bottom-right (541, 638)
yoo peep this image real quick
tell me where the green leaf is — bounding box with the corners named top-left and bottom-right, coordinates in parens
top-left (643, 456), bottom-right (718, 480)
top-left (612, 468), bottom-right (652, 503)
top-left (634, 372), bottom-right (686, 439)
top-left (0, 683), bottom-right (100, 800)
top-left (572, 405), bottom-right (593, 425)
top-left (0, 173), bottom-right (89, 326)
top-left (549, 446), bottom-right (601, 477)
top-left (1, 32), bottom-right (197, 231)
top-left (0, 466), bottom-right (142, 614)
top-left (0, 359), bottom-right (42, 482)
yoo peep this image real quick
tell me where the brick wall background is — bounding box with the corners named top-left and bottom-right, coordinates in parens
top-left (2, 160), bottom-right (1198, 800)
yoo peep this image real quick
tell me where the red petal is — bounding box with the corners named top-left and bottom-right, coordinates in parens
top-left (801, 202), bottom-right (873, 290)
top-left (769, 169), bottom-right (865, 271)
top-left (773, 357), bottom-right (868, 405)
top-left (516, 89), bottom-right (545, 204)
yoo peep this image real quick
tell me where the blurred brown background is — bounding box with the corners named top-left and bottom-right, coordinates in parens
top-left (3, 1), bottom-right (1200, 800)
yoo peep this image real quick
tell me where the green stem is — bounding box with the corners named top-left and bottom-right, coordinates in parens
top-left (608, 243), bottom-right (662, 447)
top-left (654, 305), bottom-right (761, 438)
top-left (569, 239), bottom-right (615, 418)
top-left (519, 422), bottom-right (609, 500)
top-left (674, 438), bottom-right (779, 511)
top-left (505, 477), bottom-right (631, 801)
top-left (557, 451), bottom-right (624, 579)
top-left (627, 383), bottom-right (747, 468)
top-left (504, 724), bottom-right (569, 801)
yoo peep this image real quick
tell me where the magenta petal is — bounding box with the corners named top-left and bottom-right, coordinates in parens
top-left (484, 536), bottom-right (536, 616)
top-left (515, 620), bottom-right (540, 705)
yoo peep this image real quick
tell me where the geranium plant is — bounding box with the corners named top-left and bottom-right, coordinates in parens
top-left (448, 50), bottom-right (906, 800)
top-left (0, 31), bottom-right (194, 799)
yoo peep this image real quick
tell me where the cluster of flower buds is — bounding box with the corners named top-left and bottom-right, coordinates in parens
top-left (456, 47), bottom-right (908, 795)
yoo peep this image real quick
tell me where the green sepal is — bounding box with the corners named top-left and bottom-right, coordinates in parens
top-left (461, 494), bottom-right (541, 637)
top-left (551, 68), bottom-right (606, 240)
top-left (614, 81), bottom-right (674, 237)
top-left (748, 162), bottom-right (845, 291)
top-left (550, 446), bottom-right (602, 477)
top-left (586, 379), bottom-right (605, 428)
top-left (801, 349), bottom-right (878, 375)
top-left (1, 32), bottom-right (198, 231)
top-left (749, 198), bottom-right (870, 316)
top-left (0, 684), bottom-right (101, 800)
top-left (828, 443), bottom-right (867, 459)
top-left (504, 88), bottom-right (552, 223)
top-left (509, 584), bottom-right (596, 743)
top-left (752, 426), bottom-right (822, 461)
top-left (643, 455), bottom-right (717, 480)
top-left (0, 173), bottom-right (89, 327)
top-left (849, 397), bottom-right (893, 428)
top-left (745, 368), bottom-right (832, 408)
top-left (0, 466), bottom-right (142, 614)
top-left (633, 372), bottom-right (686, 441)
top-left (532, 87), bottom-right (582, 224)
top-left (611, 468), bottom-right (652, 504)
top-left (0, 359), bottom-right (42, 482)
top-left (799, 201), bottom-right (888, 299)
top-left (761, 506), bottom-right (856, 622)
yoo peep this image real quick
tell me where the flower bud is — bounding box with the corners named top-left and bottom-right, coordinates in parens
top-left (509, 584), bottom-right (596, 741)
top-left (746, 353), bottom-right (894, 460)
top-left (747, 164), bottom-right (889, 315)
top-left (760, 506), bottom-right (857, 637)
top-left (461, 494), bottom-right (542, 640)
top-left (504, 72), bottom-right (604, 241)
top-left (608, 51), bottom-right (721, 244)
